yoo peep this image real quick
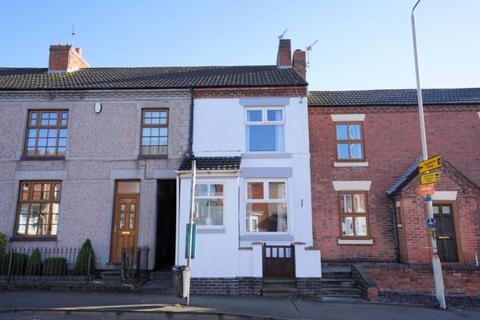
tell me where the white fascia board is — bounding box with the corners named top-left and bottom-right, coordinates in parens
top-left (432, 191), bottom-right (458, 201)
top-left (331, 114), bottom-right (365, 122)
top-left (332, 180), bottom-right (372, 191)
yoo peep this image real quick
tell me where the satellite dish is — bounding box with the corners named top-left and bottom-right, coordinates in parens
top-left (94, 102), bottom-right (102, 114)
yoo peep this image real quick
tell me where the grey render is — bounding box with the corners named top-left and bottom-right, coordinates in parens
top-left (0, 89), bottom-right (191, 268)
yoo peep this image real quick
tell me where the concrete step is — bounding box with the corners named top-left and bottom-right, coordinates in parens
top-left (321, 272), bottom-right (352, 279)
top-left (100, 271), bottom-right (121, 280)
top-left (318, 287), bottom-right (363, 297)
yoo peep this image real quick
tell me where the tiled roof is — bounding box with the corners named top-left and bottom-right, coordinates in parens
top-left (309, 88), bottom-right (480, 106)
top-left (0, 66), bottom-right (306, 90)
top-left (178, 157), bottom-right (241, 171)
top-left (386, 158), bottom-right (480, 196)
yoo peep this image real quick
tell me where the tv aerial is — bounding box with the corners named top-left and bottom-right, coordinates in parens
top-left (305, 40), bottom-right (319, 68)
top-left (278, 29), bottom-right (288, 40)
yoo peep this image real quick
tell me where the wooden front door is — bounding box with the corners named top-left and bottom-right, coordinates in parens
top-left (434, 204), bottom-right (459, 263)
top-left (110, 181), bottom-right (140, 263)
top-left (263, 244), bottom-right (295, 278)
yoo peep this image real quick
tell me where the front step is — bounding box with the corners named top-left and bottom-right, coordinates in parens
top-left (319, 265), bottom-right (365, 300)
top-left (262, 278), bottom-right (297, 298)
top-left (100, 271), bottom-right (121, 281)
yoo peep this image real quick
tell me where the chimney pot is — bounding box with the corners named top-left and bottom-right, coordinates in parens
top-left (276, 39), bottom-right (292, 68)
top-left (75, 47), bottom-right (82, 55)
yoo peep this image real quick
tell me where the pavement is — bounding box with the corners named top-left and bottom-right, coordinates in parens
top-left (0, 291), bottom-right (479, 319)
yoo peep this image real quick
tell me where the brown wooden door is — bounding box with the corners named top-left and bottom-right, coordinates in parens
top-left (434, 204), bottom-right (459, 263)
top-left (110, 195), bottom-right (139, 263)
top-left (263, 244), bottom-right (295, 278)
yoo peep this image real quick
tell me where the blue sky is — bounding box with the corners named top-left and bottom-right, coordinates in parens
top-left (2, 0), bottom-right (479, 90)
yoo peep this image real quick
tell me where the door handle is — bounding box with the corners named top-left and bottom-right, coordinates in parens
top-left (438, 236), bottom-right (449, 240)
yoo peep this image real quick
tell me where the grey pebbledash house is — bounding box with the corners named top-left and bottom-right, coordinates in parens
top-left (0, 41), bottom-right (313, 286)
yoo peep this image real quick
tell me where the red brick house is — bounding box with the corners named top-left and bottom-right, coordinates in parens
top-left (308, 89), bottom-right (480, 265)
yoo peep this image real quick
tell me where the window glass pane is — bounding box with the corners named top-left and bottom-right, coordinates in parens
top-left (28, 129), bottom-right (36, 139)
top-left (51, 224), bottom-right (57, 235)
top-left (341, 216), bottom-right (354, 236)
top-left (433, 206), bottom-right (439, 214)
top-left (159, 112), bottom-right (167, 124)
top-left (39, 129), bottom-right (48, 138)
top-left (119, 204), bottom-right (125, 228)
top-left (340, 194), bottom-right (353, 213)
top-left (247, 125), bottom-right (284, 152)
top-left (267, 110), bottom-right (283, 121)
top-left (41, 183), bottom-right (50, 200)
top-left (129, 204), bottom-right (135, 229)
top-left (349, 124), bottom-right (361, 139)
top-left (336, 124), bottom-right (348, 140)
top-left (350, 144), bottom-right (363, 159)
top-left (32, 183), bottom-right (42, 200)
top-left (159, 128), bottom-right (168, 137)
top-left (353, 194), bottom-right (366, 213)
top-left (20, 183), bottom-right (30, 201)
top-left (28, 204), bottom-right (40, 235)
top-left (159, 137), bottom-right (168, 145)
top-left (48, 112), bottom-right (57, 125)
top-left (52, 203), bottom-right (59, 214)
top-left (40, 112), bottom-right (49, 125)
top-left (247, 110), bottom-right (262, 122)
top-left (18, 204), bottom-right (28, 224)
top-left (210, 184), bottom-right (224, 197)
top-left (269, 182), bottom-right (285, 200)
top-left (195, 184), bottom-right (209, 197)
top-left (142, 128), bottom-right (151, 137)
top-left (117, 181), bottom-right (140, 194)
top-left (195, 199), bottom-right (223, 226)
top-left (247, 182), bottom-right (264, 199)
top-left (246, 203), bottom-right (288, 232)
top-left (151, 128), bottom-right (159, 137)
top-left (337, 144), bottom-right (350, 159)
top-left (30, 112), bottom-right (37, 126)
top-left (442, 206), bottom-right (451, 214)
top-left (17, 224), bottom-right (26, 235)
top-left (355, 217), bottom-right (368, 236)
top-left (61, 112), bottom-right (68, 126)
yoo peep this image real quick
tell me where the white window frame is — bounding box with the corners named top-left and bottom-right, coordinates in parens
top-left (245, 179), bottom-right (289, 234)
top-left (194, 182), bottom-right (225, 229)
top-left (245, 107), bottom-right (285, 153)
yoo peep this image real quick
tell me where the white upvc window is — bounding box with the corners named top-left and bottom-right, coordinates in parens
top-left (246, 179), bottom-right (288, 233)
top-left (245, 108), bottom-right (285, 152)
top-left (194, 183), bottom-right (224, 227)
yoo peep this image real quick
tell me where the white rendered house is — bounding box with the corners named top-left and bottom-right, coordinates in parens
top-left (176, 40), bottom-right (321, 293)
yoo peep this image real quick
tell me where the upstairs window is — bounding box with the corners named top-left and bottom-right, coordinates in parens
top-left (25, 110), bottom-right (68, 157)
top-left (15, 181), bottom-right (62, 237)
top-left (336, 123), bottom-right (364, 160)
top-left (339, 192), bottom-right (369, 238)
top-left (246, 109), bottom-right (284, 152)
top-left (141, 109), bottom-right (168, 157)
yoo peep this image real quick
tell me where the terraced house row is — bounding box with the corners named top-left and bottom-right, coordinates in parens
top-left (0, 40), bottom-right (479, 302)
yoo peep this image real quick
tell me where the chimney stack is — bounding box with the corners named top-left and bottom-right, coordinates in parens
top-left (292, 49), bottom-right (306, 80)
top-left (48, 44), bottom-right (89, 73)
top-left (276, 39), bottom-right (292, 68)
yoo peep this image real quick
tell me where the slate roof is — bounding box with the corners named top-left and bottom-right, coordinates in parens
top-left (309, 88), bottom-right (480, 106)
top-left (178, 157), bottom-right (241, 171)
top-left (0, 66), bottom-right (306, 91)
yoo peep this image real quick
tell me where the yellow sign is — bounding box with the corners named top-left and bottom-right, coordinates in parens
top-left (418, 183), bottom-right (435, 196)
top-left (420, 171), bottom-right (440, 185)
top-left (419, 155), bottom-right (442, 174)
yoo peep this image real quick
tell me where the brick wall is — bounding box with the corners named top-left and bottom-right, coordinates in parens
top-left (194, 86), bottom-right (307, 99)
top-left (190, 277), bottom-right (262, 295)
top-left (364, 265), bottom-right (480, 297)
top-left (309, 105), bottom-right (480, 262)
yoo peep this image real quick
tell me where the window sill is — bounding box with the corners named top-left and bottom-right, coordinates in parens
top-left (334, 161), bottom-right (369, 167)
top-left (242, 152), bottom-right (291, 159)
top-left (197, 226), bottom-right (226, 234)
top-left (10, 236), bottom-right (57, 242)
top-left (138, 154), bottom-right (168, 160)
top-left (337, 239), bottom-right (373, 245)
top-left (21, 156), bottom-right (65, 161)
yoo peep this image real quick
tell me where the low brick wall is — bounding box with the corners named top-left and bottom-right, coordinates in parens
top-left (354, 263), bottom-right (480, 306)
top-left (190, 277), bottom-right (262, 295)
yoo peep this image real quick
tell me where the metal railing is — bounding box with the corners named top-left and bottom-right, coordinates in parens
top-left (120, 246), bottom-right (149, 284)
top-left (0, 247), bottom-right (94, 284)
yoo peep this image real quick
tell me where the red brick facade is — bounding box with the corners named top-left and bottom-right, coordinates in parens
top-left (309, 105), bottom-right (480, 263)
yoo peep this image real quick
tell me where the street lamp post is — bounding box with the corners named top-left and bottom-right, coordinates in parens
top-left (411, 0), bottom-right (446, 310)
